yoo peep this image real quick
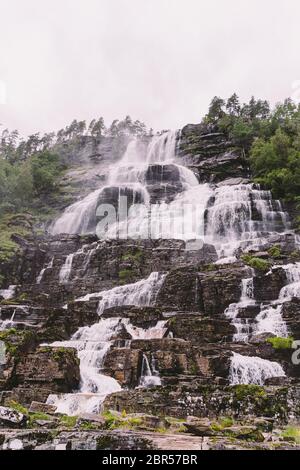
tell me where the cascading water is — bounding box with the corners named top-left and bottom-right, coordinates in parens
top-left (76, 272), bottom-right (166, 315)
top-left (225, 277), bottom-right (255, 342)
top-left (139, 354), bottom-right (161, 388)
top-left (36, 257), bottom-right (54, 284)
top-left (59, 253), bottom-right (75, 284)
top-left (50, 130), bottom-right (293, 259)
top-left (0, 285), bottom-right (16, 300)
top-left (46, 272), bottom-right (166, 415)
top-left (205, 184), bottom-right (290, 258)
top-left (229, 352), bottom-right (285, 385)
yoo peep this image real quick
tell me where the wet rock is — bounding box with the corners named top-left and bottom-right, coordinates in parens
top-left (13, 347), bottom-right (80, 405)
top-left (184, 417), bottom-right (214, 436)
top-left (253, 267), bottom-right (287, 301)
top-left (102, 348), bottom-right (143, 387)
top-left (29, 402), bottom-right (57, 414)
top-left (0, 406), bottom-right (26, 428)
top-left (167, 313), bottom-right (235, 344)
top-left (199, 266), bottom-right (248, 315)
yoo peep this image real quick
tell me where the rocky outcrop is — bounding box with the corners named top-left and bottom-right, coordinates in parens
top-left (104, 383), bottom-right (300, 424)
top-left (178, 123), bottom-right (248, 183)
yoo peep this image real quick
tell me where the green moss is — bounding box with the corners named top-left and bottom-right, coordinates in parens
top-left (119, 268), bottom-right (135, 284)
top-left (266, 336), bottom-right (294, 350)
top-left (232, 384), bottom-right (266, 401)
top-left (80, 421), bottom-right (98, 430)
top-left (122, 249), bottom-right (143, 263)
top-left (8, 400), bottom-right (29, 415)
top-left (241, 255), bottom-right (270, 272)
top-left (59, 415), bottom-right (77, 428)
top-left (281, 426), bottom-right (300, 443)
top-left (26, 411), bottom-right (54, 428)
top-left (103, 410), bottom-right (143, 430)
top-left (211, 416), bottom-right (234, 432)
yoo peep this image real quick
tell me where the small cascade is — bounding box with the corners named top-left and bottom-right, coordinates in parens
top-left (0, 309), bottom-right (16, 331)
top-left (0, 285), bottom-right (16, 300)
top-left (76, 272), bottom-right (166, 315)
top-left (254, 304), bottom-right (288, 337)
top-left (225, 277), bottom-right (255, 342)
top-left (139, 353), bottom-right (161, 388)
top-left (229, 352), bottom-right (286, 385)
top-left (205, 184), bottom-right (290, 257)
top-left (46, 272), bottom-right (166, 415)
top-left (36, 257), bottom-right (54, 284)
top-left (46, 318), bottom-right (123, 416)
top-left (125, 320), bottom-right (167, 340)
top-left (59, 254), bottom-right (75, 284)
top-left (51, 188), bottom-right (104, 235)
top-left (279, 262), bottom-right (300, 299)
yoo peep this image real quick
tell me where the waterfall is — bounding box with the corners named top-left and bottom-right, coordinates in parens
top-left (59, 254), bottom-right (75, 284)
top-left (225, 277), bottom-right (255, 342)
top-left (279, 262), bottom-right (300, 299)
top-left (36, 257), bottom-right (54, 284)
top-left (0, 309), bottom-right (16, 331)
top-left (46, 272), bottom-right (166, 415)
top-left (125, 320), bottom-right (167, 340)
top-left (0, 285), bottom-right (16, 300)
top-left (139, 353), bottom-right (161, 388)
top-left (46, 318), bottom-right (123, 416)
top-left (205, 184), bottom-right (290, 258)
top-left (75, 272), bottom-right (166, 315)
top-left (229, 352), bottom-right (285, 385)
top-left (254, 304), bottom-right (288, 337)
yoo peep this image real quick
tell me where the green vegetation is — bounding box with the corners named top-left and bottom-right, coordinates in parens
top-left (232, 384), bottom-right (266, 401)
top-left (103, 410), bottom-right (142, 430)
top-left (205, 95), bottom-right (300, 221)
top-left (122, 249), bottom-right (143, 263)
top-left (211, 416), bottom-right (234, 432)
top-left (266, 336), bottom-right (294, 350)
top-left (281, 426), bottom-right (300, 443)
top-left (59, 415), bottom-right (78, 428)
top-left (241, 254), bottom-right (270, 272)
top-left (8, 400), bottom-right (29, 415)
top-left (0, 116), bottom-right (149, 271)
top-left (268, 245), bottom-right (282, 258)
top-left (119, 268), bottom-right (135, 284)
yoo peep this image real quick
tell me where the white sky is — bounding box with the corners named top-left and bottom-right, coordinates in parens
top-left (0, 0), bottom-right (300, 136)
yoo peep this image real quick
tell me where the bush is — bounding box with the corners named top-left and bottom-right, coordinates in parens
top-left (241, 255), bottom-right (270, 272)
top-left (268, 245), bottom-right (281, 258)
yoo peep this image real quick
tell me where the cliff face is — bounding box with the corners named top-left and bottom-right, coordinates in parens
top-left (0, 125), bottom-right (300, 450)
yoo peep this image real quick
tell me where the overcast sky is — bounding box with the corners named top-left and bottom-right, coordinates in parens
top-left (0, 0), bottom-right (300, 136)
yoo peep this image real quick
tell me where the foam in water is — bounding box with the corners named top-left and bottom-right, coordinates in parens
top-left (229, 352), bottom-right (286, 385)
top-left (0, 285), bottom-right (16, 300)
top-left (254, 303), bottom-right (288, 337)
top-left (125, 320), bottom-right (167, 340)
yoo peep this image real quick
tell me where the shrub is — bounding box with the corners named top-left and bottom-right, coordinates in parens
top-left (241, 255), bottom-right (270, 272)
